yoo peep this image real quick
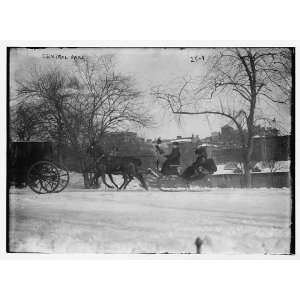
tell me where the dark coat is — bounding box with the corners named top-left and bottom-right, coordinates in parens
top-left (164, 148), bottom-right (180, 165)
top-left (192, 155), bottom-right (207, 169)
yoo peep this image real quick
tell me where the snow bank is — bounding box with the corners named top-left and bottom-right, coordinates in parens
top-left (9, 188), bottom-right (291, 254)
top-left (214, 161), bottom-right (290, 175)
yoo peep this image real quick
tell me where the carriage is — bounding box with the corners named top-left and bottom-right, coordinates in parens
top-left (146, 160), bottom-right (216, 190)
top-left (145, 142), bottom-right (217, 190)
top-left (8, 141), bottom-right (69, 194)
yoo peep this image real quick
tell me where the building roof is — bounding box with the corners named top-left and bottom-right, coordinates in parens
top-left (167, 138), bottom-right (193, 144)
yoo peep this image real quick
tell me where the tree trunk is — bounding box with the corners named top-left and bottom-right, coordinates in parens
top-left (83, 172), bottom-right (90, 188)
top-left (78, 152), bottom-right (98, 189)
top-left (83, 172), bottom-right (93, 188)
top-left (243, 164), bottom-right (251, 188)
top-left (56, 142), bottom-right (63, 166)
top-left (243, 131), bottom-right (255, 187)
top-left (83, 172), bottom-right (100, 189)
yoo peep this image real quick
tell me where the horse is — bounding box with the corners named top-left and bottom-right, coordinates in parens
top-left (94, 155), bottom-right (148, 190)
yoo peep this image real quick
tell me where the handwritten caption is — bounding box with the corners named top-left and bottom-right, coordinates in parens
top-left (42, 54), bottom-right (85, 60)
top-left (190, 56), bottom-right (205, 63)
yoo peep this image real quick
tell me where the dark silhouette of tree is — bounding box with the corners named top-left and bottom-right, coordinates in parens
top-left (15, 56), bottom-right (152, 188)
top-left (11, 102), bottom-right (41, 141)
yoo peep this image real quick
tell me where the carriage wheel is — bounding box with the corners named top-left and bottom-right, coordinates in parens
top-left (54, 166), bottom-right (70, 193)
top-left (27, 161), bottom-right (60, 194)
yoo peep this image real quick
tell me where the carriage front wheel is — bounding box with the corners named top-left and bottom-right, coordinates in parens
top-left (27, 161), bottom-right (60, 194)
top-left (54, 166), bottom-right (70, 193)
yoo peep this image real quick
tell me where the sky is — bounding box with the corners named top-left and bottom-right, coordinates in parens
top-left (9, 48), bottom-right (291, 140)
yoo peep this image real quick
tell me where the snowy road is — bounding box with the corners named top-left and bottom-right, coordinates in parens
top-left (9, 188), bottom-right (292, 254)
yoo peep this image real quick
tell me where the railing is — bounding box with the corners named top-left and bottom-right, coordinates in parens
top-left (208, 172), bottom-right (290, 188)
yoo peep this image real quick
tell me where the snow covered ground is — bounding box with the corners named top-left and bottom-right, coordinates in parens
top-left (8, 179), bottom-right (292, 254)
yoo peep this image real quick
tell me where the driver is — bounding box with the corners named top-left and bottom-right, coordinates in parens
top-left (87, 140), bottom-right (104, 163)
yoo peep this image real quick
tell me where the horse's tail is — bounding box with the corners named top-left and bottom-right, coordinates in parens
top-left (127, 162), bottom-right (148, 190)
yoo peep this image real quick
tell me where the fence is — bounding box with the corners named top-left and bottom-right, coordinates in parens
top-left (205, 172), bottom-right (290, 188)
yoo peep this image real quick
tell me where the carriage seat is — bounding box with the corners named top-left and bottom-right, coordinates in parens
top-left (162, 164), bottom-right (181, 176)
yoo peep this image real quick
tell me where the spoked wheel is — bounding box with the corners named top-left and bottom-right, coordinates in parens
top-left (27, 161), bottom-right (60, 194)
top-left (54, 166), bottom-right (70, 193)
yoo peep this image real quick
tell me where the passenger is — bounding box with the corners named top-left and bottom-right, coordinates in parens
top-left (87, 141), bottom-right (104, 163)
top-left (161, 142), bottom-right (181, 174)
top-left (181, 146), bottom-right (209, 180)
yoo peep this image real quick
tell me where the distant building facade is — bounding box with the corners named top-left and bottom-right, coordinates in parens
top-left (211, 135), bottom-right (290, 164)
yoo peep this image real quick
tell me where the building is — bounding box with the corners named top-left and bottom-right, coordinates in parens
top-left (211, 135), bottom-right (290, 164)
top-left (252, 135), bottom-right (290, 161)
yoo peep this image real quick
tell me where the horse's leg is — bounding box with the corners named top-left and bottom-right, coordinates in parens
top-left (100, 172), bottom-right (114, 189)
top-left (108, 173), bottom-right (119, 189)
top-left (92, 173), bottom-right (100, 188)
top-left (122, 175), bottom-right (133, 190)
top-left (185, 181), bottom-right (190, 190)
top-left (129, 162), bottom-right (148, 191)
top-left (135, 173), bottom-right (148, 191)
top-left (120, 173), bottom-right (131, 190)
top-left (119, 178), bottom-right (127, 190)
top-left (120, 163), bottom-right (135, 190)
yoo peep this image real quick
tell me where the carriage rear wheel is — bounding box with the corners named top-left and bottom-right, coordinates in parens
top-left (27, 161), bottom-right (60, 194)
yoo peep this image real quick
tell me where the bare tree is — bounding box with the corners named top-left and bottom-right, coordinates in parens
top-left (152, 48), bottom-right (292, 187)
top-left (15, 56), bottom-right (152, 188)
